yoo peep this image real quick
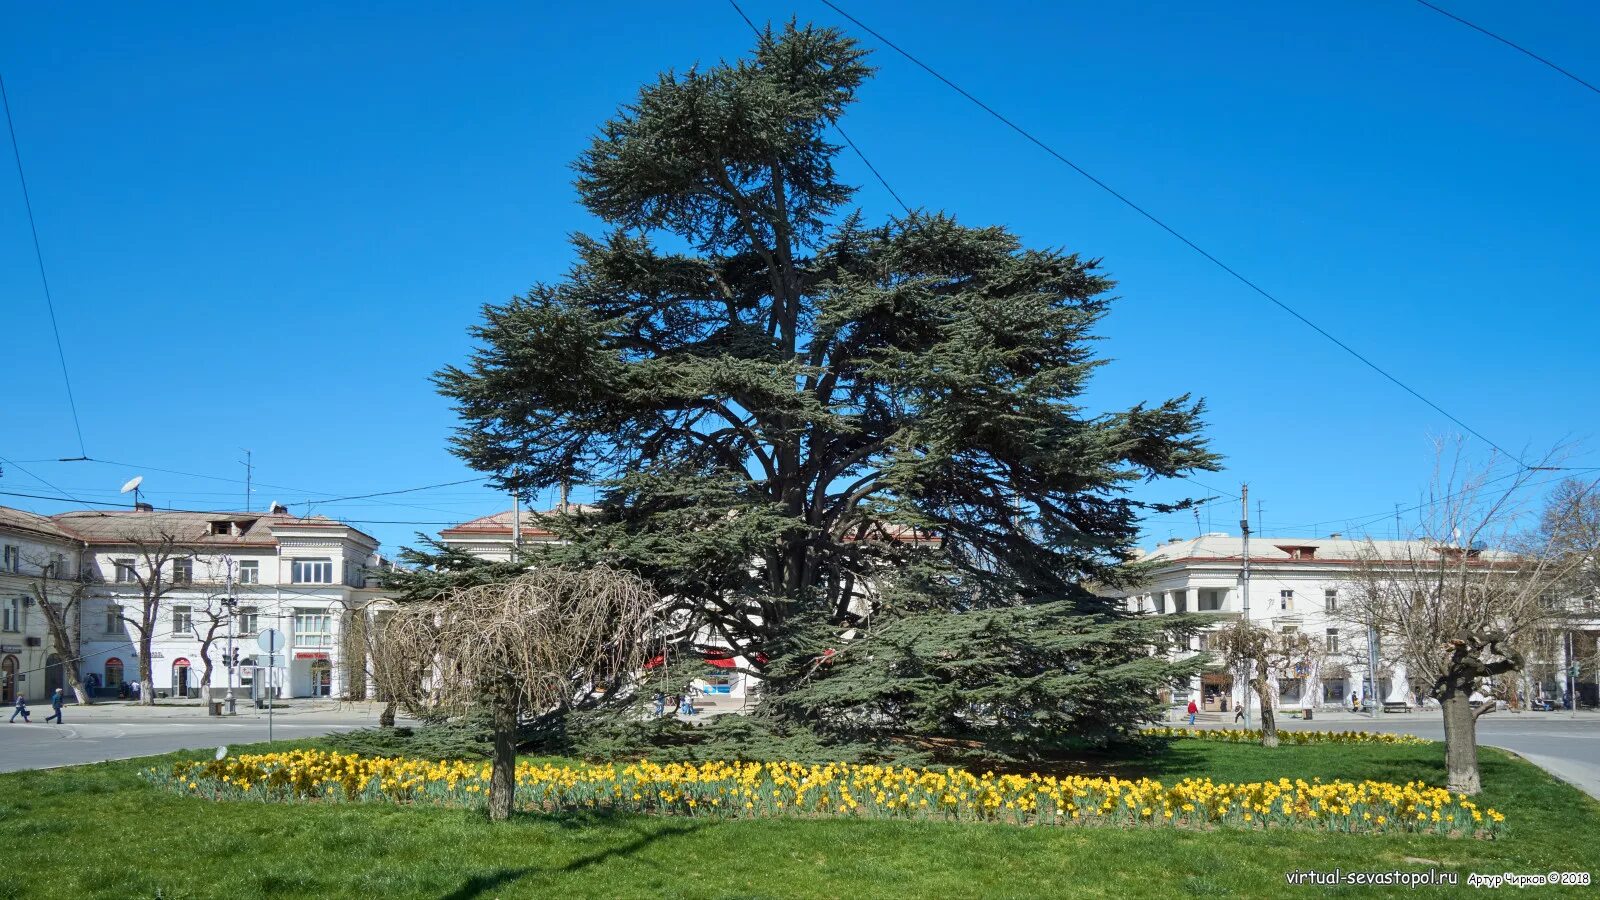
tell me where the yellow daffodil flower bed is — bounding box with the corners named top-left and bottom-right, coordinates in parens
top-left (144, 750), bottom-right (1503, 838)
top-left (1145, 727), bottom-right (1432, 746)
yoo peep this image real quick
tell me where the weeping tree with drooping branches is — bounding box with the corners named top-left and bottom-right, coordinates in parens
top-left (373, 567), bottom-right (660, 820)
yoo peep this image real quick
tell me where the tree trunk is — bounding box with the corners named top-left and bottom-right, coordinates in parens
top-left (138, 641), bottom-right (156, 706)
top-left (201, 663), bottom-right (216, 713)
top-left (487, 694), bottom-right (518, 822)
top-left (1441, 689), bottom-right (1482, 794)
top-left (64, 666), bottom-right (91, 707)
top-left (379, 700), bottom-right (396, 728)
top-left (1253, 678), bottom-right (1279, 748)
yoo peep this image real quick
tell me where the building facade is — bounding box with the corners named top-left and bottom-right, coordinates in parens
top-left (0, 504), bottom-right (391, 703)
top-left (0, 508), bottom-right (87, 704)
top-left (1118, 533), bottom-right (1600, 713)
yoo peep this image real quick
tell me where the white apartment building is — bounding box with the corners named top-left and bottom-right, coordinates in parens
top-left (6, 506), bottom-right (393, 702)
top-left (1119, 533), bottom-right (1600, 713)
top-left (0, 508), bottom-right (87, 704)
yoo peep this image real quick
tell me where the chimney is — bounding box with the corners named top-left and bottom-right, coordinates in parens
top-left (134, 501), bottom-right (154, 513)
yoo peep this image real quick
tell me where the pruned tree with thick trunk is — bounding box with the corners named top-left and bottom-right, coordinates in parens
top-left (1210, 621), bottom-right (1320, 748)
top-left (1339, 441), bottom-right (1596, 793)
top-left (373, 567), bottom-right (659, 821)
top-left (190, 592), bottom-right (231, 712)
top-left (428, 21), bottom-right (1217, 759)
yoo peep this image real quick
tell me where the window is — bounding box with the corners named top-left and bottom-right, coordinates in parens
top-left (1198, 589), bottom-right (1224, 611)
top-left (172, 605), bottom-right (193, 634)
top-left (1171, 591), bottom-right (1188, 613)
top-left (104, 658), bottom-right (124, 688)
top-left (1280, 625), bottom-right (1300, 635)
top-left (114, 558), bottom-right (137, 583)
top-left (210, 520), bottom-right (234, 536)
top-left (237, 560), bottom-right (259, 585)
top-left (291, 558), bottom-right (333, 584)
top-left (1324, 589), bottom-right (1338, 613)
top-left (237, 606), bottom-right (259, 635)
top-left (1279, 589), bottom-right (1294, 611)
top-left (105, 604), bottom-right (122, 634)
top-left (1197, 632), bottom-right (1211, 651)
top-left (1152, 593), bottom-right (1166, 614)
top-left (1326, 628), bottom-right (1340, 653)
top-left (1, 597), bottom-right (19, 632)
top-left (293, 608), bottom-right (333, 648)
top-left (2, 545), bottom-right (18, 573)
top-left (171, 558), bottom-right (193, 585)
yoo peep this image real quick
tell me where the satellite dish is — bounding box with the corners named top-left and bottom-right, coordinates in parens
top-left (119, 475), bottom-right (144, 494)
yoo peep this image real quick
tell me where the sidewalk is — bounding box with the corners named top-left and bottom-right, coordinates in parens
top-left (1166, 706), bottom-right (1600, 728)
top-left (49, 698), bottom-right (387, 721)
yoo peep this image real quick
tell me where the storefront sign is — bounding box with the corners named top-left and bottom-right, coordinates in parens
top-left (294, 652), bottom-right (329, 660)
top-left (0, 645), bottom-right (20, 653)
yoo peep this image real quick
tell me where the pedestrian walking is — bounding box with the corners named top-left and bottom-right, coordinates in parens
top-left (1185, 698), bottom-right (1198, 726)
top-left (1349, 691), bottom-right (1359, 713)
top-left (652, 692), bottom-right (666, 717)
top-left (44, 688), bottom-right (64, 724)
top-left (1233, 702), bottom-right (1246, 724)
top-left (9, 695), bottom-right (29, 723)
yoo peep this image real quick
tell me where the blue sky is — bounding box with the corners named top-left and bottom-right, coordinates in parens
top-left (2, 1), bottom-right (1596, 556)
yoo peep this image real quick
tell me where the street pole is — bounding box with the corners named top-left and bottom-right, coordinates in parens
top-left (1240, 483), bottom-right (1251, 729)
top-left (223, 558), bottom-right (237, 716)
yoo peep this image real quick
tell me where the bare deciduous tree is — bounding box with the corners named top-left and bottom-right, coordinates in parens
top-left (373, 567), bottom-right (659, 821)
top-left (26, 554), bottom-right (91, 705)
top-left (1210, 621), bottom-right (1319, 748)
top-left (109, 531), bottom-right (197, 706)
top-left (1338, 442), bottom-right (1596, 793)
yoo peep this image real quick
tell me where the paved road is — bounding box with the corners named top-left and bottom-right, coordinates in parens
top-left (0, 704), bottom-right (381, 773)
top-left (1198, 709), bottom-right (1600, 799)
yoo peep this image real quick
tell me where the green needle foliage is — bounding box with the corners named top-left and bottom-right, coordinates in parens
top-left (428, 22), bottom-right (1218, 761)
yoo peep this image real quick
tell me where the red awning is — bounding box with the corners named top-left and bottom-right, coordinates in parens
top-left (644, 653), bottom-right (744, 670)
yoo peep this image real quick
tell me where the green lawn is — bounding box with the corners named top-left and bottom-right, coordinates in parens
top-left (1, 738), bottom-right (1596, 898)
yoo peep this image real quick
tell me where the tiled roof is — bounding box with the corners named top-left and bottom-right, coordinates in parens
top-left (0, 506), bottom-right (83, 543)
top-left (48, 509), bottom-right (375, 547)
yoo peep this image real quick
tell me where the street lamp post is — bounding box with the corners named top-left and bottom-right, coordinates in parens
top-left (221, 556), bottom-right (238, 716)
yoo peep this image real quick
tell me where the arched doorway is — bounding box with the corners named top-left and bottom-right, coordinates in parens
top-left (310, 659), bottom-right (332, 697)
top-left (1, 655), bottom-right (17, 704)
top-left (104, 657), bottom-right (124, 697)
top-left (172, 657), bottom-right (192, 699)
top-left (45, 654), bottom-right (64, 695)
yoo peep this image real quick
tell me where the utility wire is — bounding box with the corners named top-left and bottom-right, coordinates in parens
top-left (1411, 0), bottom-right (1600, 97)
top-left (816, 0), bottom-right (1525, 466)
top-left (45, 456), bottom-right (480, 518)
top-left (288, 477), bottom-right (488, 507)
top-left (1, 74), bottom-right (87, 458)
top-left (0, 455), bottom-right (94, 508)
top-left (726, 0), bottom-right (912, 215)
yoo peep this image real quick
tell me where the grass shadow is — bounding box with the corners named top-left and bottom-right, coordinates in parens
top-left (436, 819), bottom-right (706, 899)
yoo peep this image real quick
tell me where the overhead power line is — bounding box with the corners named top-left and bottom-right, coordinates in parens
top-left (726, 0), bottom-right (912, 216)
top-left (1411, 0), bottom-right (1600, 97)
top-left (816, 0), bottom-right (1526, 467)
top-left (288, 477), bottom-right (489, 507)
top-left (1, 73), bottom-right (87, 458)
